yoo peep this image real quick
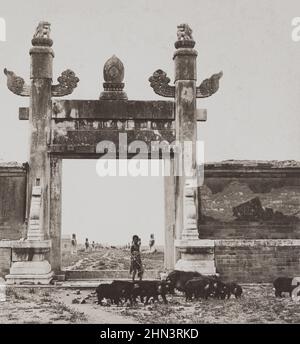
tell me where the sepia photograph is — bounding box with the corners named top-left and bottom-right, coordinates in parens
top-left (0, 0), bottom-right (300, 337)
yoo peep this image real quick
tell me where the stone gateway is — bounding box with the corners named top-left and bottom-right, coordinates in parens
top-left (0, 22), bottom-right (299, 284)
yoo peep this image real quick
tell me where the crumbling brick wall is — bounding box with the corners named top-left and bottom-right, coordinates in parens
top-left (214, 239), bottom-right (300, 283)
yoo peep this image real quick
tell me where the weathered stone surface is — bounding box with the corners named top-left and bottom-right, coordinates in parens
top-left (0, 164), bottom-right (27, 240)
top-left (173, 24), bottom-right (201, 273)
top-left (164, 159), bottom-right (176, 269)
top-left (3, 68), bottom-right (30, 97)
top-left (64, 269), bottom-right (160, 280)
top-left (52, 100), bottom-right (175, 119)
top-left (196, 72), bottom-right (223, 98)
top-left (198, 162), bottom-right (300, 240)
top-left (6, 259), bottom-right (53, 284)
top-left (214, 239), bottom-right (300, 283)
top-left (49, 157), bottom-right (62, 273)
top-left (148, 70), bottom-right (175, 98)
top-left (175, 260), bottom-right (216, 274)
top-left (0, 248), bottom-right (11, 275)
top-left (100, 55), bottom-right (127, 100)
top-left (50, 126), bottom-right (175, 157)
top-left (51, 69), bottom-right (79, 97)
top-left (27, 186), bottom-right (44, 241)
top-left (50, 100), bottom-right (176, 157)
top-left (19, 107), bottom-right (29, 120)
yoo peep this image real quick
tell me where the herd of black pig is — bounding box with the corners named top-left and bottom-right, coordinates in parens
top-left (96, 271), bottom-right (299, 306)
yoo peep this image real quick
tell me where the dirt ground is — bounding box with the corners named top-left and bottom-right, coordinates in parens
top-left (0, 288), bottom-right (87, 324)
top-left (62, 246), bottom-right (164, 271)
top-left (1, 284), bottom-right (300, 324)
top-left (0, 287), bottom-right (135, 324)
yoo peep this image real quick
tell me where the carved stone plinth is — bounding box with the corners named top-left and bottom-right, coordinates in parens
top-left (5, 240), bottom-right (53, 285)
top-left (174, 239), bottom-right (216, 275)
top-left (6, 271), bottom-right (53, 285)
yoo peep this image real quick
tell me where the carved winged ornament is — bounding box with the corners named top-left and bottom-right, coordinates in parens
top-left (148, 69), bottom-right (175, 98)
top-left (51, 69), bottom-right (79, 97)
top-left (196, 71), bottom-right (223, 98)
top-left (3, 68), bottom-right (30, 97)
top-left (149, 69), bottom-right (223, 99)
top-left (4, 68), bottom-right (79, 98)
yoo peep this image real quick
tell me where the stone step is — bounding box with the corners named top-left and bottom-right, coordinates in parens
top-left (64, 269), bottom-right (161, 280)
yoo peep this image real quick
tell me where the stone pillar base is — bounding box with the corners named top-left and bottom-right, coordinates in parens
top-left (5, 240), bottom-right (53, 285)
top-left (6, 261), bottom-right (54, 285)
top-left (174, 239), bottom-right (216, 275)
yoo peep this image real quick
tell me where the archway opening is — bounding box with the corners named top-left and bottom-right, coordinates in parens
top-left (60, 159), bottom-right (165, 274)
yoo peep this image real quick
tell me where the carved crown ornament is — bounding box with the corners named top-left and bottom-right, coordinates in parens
top-left (100, 55), bottom-right (128, 100)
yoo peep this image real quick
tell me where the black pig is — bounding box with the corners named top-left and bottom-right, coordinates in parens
top-left (273, 277), bottom-right (299, 297)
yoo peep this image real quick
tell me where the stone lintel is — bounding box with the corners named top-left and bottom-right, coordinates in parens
top-left (52, 100), bottom-right (175, 120)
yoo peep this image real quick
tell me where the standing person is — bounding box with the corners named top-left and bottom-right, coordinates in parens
top-left (92, 241), bottom-right (95, 251)
top-left (71, 233), bottom-right (77, 254)
top-left (85, 238), bottom-right (90, 252)
top-left (130, 235), bottom-right (144, 281)
top-left (149, 233), bottom-right (157, 253)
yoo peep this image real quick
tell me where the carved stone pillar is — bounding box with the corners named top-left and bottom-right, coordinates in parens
top-left (49, 157), bottom-right (62, 273)
top-left (148, 25), bottom-right (222, 274)
top-left (173, 24), bottom-right (216, 274)
top-left (164, 158), bottom-right (176, 270)
top-left (28, 22), bottom-right (54, 240)
top-left (4, 22), bottom-right (79, 283)
top-left (6, 22), bottom-right (54, 284)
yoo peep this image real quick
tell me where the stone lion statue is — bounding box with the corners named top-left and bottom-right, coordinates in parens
top-left (177, 23), bottom-right (193, 41)
top-left (33, 21), bottom-right (51, 39)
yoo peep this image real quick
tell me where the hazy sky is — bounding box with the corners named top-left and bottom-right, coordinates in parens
top-left (0, 0), bottom-right (300, 244)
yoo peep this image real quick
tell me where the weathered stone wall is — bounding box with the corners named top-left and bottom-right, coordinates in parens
top-left (214, 240), bottom-right (300, 283)
top-left (198, 161), bottom-right (300, 282)
top-left (199, 161), bottom-right (300, 239)
top-left (0, 244), bottom-right (12, 276)
top-left (0, 163), bottom-right (27, 240)
top-left (0, 247), bottom-right (11, 276)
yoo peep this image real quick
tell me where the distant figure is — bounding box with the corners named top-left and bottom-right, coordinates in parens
top-left (85, 238), bottom-right (90, 252)
top-left (71, 234), bottom-right (77, 254)
top-left (92, 241), bottom-right (95, 251)
top-left (149, 233), bottom-right (157, 253)
top-left (130, 235), bottom-right (144, 281)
